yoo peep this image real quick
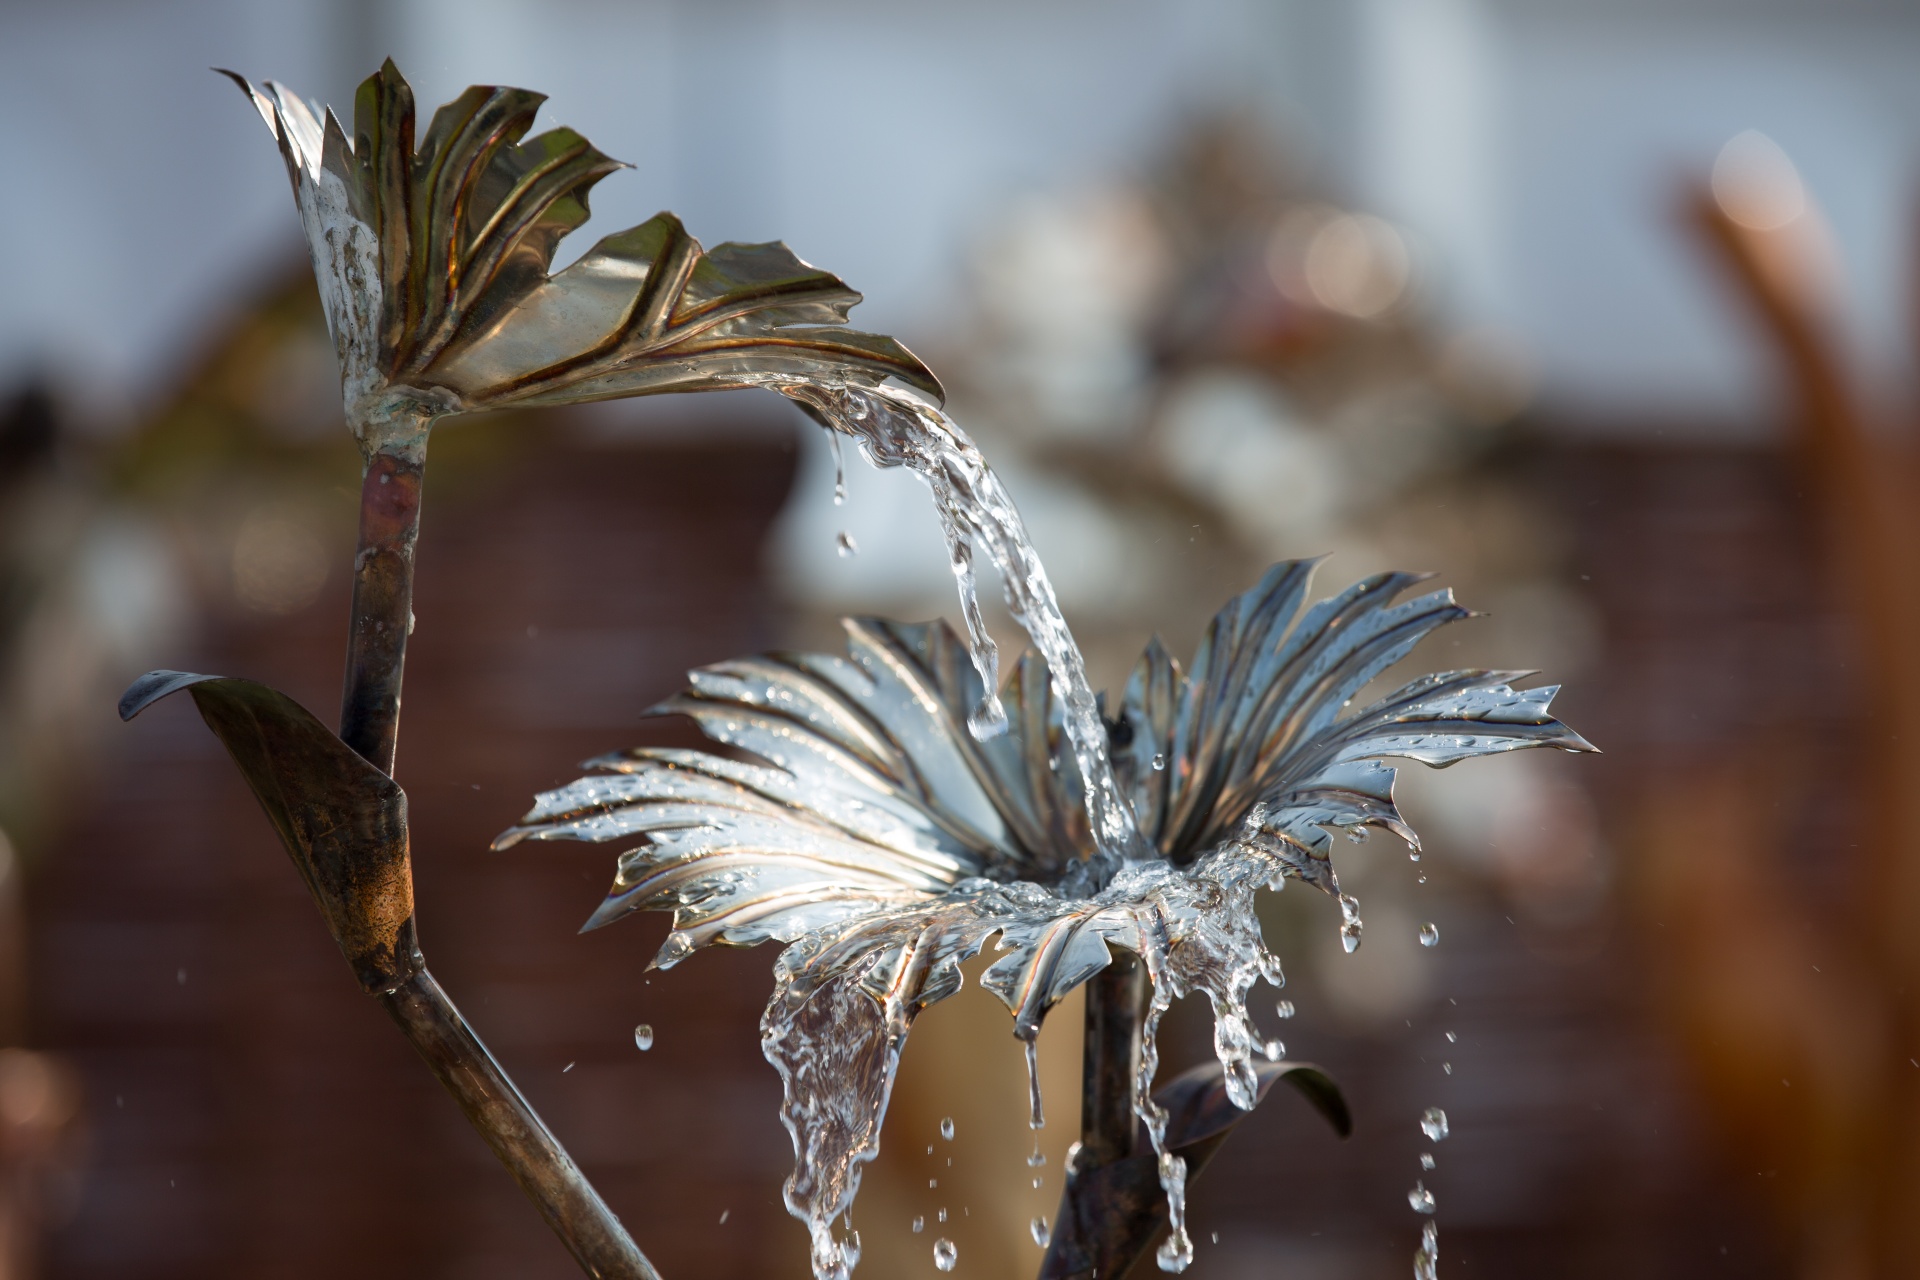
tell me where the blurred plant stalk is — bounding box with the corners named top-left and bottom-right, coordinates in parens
top-left (1660, 147), bottom-right (1920, 1278)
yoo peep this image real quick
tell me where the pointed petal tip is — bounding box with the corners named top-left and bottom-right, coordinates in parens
top-left (581, 894), bottom-right (631, 934)
top-left (119, 670), bottom-right (217, 722)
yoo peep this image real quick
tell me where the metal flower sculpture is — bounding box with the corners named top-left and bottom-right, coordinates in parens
top-left (117, 56), bottom-right (1594, 1280)
top-left (499, 560), bottom-right (1595, 1278)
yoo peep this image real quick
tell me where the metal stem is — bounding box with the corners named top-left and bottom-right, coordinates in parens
top-left (1035, 951), bottom-right (1149, 1279)
top-left (1081, 949), bottom-right (1146, 1166)
top-left (381, 971), bottom-right (662, 1280)
top-left (334, 400), bottom-right (657, 1276)
top-left (340, 438), bottom-right (425, 773)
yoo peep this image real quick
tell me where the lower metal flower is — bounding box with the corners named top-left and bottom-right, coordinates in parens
top-left (496, 559), bottom-right (1593, 1277)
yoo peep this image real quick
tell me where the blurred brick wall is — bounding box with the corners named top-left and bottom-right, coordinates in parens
top-left (25, 429), bottom-right (1835, 1278)
top-left (30, 428), bottom-right (805, 1279)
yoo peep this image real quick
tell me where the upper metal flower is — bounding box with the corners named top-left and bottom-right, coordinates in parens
top-left (224, 61), bottom-right (941, 449)
top-left (498, 559), bottom-right (1593, 1276)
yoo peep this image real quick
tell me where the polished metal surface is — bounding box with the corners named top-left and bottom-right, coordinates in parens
top-left (223, 60), bottom-right (940, 453)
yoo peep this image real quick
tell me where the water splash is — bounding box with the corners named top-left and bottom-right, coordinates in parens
top-left (761, 966), bottom-right (908, 1280)
top-left (780, 382), bottom-right (1151, 867)
top-left (1414, 1222), bottom-right (1439, 1280)
top-left (639, 381), bottom-right (1587, 1280)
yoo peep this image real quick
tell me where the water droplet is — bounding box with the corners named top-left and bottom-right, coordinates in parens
top-left (937, 1208), bottom-right (947, 1223)
top-left (1064, 1141), bottom-right (1084, 1175)
top-left (562, 1061), bottom-right (575, 1073)
top-left (1417, 873), bottom-right (1428, 884)
top-left (829, 430), bottom-right (848, 505)
top-left (1420, 1152), bottom-right (1436, 1170)
top-left (928, 1179), bottom-right (937, 1189)
top-left (176, 967), bottom-right (187, 985)
top-left (835, 530), bottom-right (858, 557)
top-left (1419, 922), bottom-right (1440, 948)
top-left (912, 1216), bottom-right (925, 1234)
top-left (1276, 999), bottom-right (1295, 1019)
top-left (1261, 1039), bottom-right (1285, 1062)
top-left (1408, 1180), bottom-right (1436, 1214)
top-left (656, 931), bottom-right (693, 967)
top-left (633, 1024), bottom-right (654, 1051)
top-left (1445, 1031), bottom-right (1456, 1043)
top-left (940, 1117), bottom-right (955, 1141)
top-left (933, 1238), bottom-right (957, 1271)
top-left (1027, 1148), bottom-right (1046, 1168)
top-left (1345, 826), bottom-right (1369, 843)
top-left (1414, 1222), bottom-right (1439, 1280)
top-left (719, 1209), bottom-right (730, 1224)
top-left (926, 1145), bottom-right (934, 1155)
top-left (1408, 848), bottom-right (1421, 862)
top-left (1030, 1216), bottom-right (1051, 1247)
top-left (1151, 753), bottom-right (1167, 771)
top-left (1031, 1176), bottom-right (1043, 1189)
top-left (1339, 893), bottom-right (1363, 953)
top-left (1420, 1107), bottom-right (1449, 1142)
top-left (1443, 1062), bottom-right (1453, 1075)
top-left (1156, 1232), bottom-right (1194, 1271)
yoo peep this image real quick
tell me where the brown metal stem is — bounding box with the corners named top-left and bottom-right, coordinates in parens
top-left (330, 401), bottom-right (657, 1276)
top-left (1081, 949), bottom-right (1146, 1166)
top-left (341, 439), bottom-right (425, 773)
top-left (1037, 951), bottom-right (1149, 1279)
top-left (381, 970), bottom-right (661, 1280)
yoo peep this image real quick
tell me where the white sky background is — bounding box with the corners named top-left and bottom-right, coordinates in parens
top-left (1, 0), bottom-right (1918, 434)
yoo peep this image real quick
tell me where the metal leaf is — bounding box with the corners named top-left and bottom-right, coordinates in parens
top-left (223, 61), bottom-right (942, 430)
top-left (119, 671), bottom-right (421, 992)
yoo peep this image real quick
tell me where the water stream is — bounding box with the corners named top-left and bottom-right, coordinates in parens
top-left (779, 382), bottom-right (1154, 870)
top-left (756, 381), bottom-right (1312, 1276)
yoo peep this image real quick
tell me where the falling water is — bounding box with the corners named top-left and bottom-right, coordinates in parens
top-left (1414, 1222), bottom-right (1439, 1280)
top-left (755, 381), bottom-right (1373, 1277)
top-left (778, 382), bottom-right (1153, 868)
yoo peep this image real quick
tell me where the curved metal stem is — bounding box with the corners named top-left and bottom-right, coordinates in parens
top-left (335, 403), bottom-right (657, 1276)
top-left (381, 971), bottom-right (662, 1279)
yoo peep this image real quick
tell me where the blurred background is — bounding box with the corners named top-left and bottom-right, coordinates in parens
top-left (2, 0), bottom-right (1918, 1276)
